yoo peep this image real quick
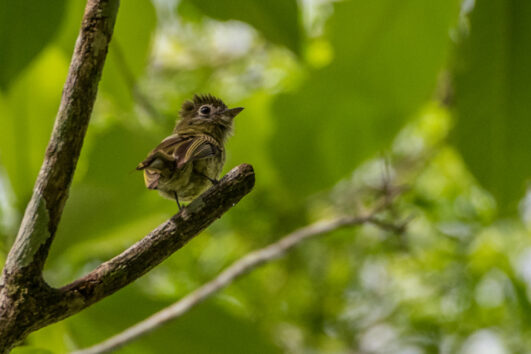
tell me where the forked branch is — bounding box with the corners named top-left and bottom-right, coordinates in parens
top-left (0, 0), bottom-right (255, 352)
top-left (0, 0), bottom-right (120, 351)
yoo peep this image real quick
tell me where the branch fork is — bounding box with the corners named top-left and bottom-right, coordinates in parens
top-left (0, 0), bottom-right (255, 351)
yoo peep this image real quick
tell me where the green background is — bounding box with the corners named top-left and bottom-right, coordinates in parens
top-left (1, 0), bottom-right (530, 352)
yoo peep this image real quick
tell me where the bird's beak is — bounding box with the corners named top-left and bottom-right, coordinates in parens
top-left (225, 107), bottom-right (244, 118)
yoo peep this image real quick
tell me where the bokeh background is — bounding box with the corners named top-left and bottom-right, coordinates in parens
top-left (1, 0), bottom-right (531, 353)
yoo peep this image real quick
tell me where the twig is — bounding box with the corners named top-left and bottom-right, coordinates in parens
top-left (74, 209), bottom-right (400, 354)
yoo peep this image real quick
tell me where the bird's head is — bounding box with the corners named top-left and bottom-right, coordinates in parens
top-left (175, 94), bottom-right (244, 142)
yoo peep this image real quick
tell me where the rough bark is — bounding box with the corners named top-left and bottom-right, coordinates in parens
top-left (0, 0), bottom-right (120, 351)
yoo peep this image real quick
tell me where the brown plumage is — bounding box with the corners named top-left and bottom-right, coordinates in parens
top-left (137, 94), bottom-right (243, 208)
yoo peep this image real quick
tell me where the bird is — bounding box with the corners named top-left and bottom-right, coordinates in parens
top-left (136, 94), bottom-right (243, 209)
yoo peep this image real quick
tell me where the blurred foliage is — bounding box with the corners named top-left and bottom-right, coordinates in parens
top-left (271, 0), bottom-right (460, 197)
top-left (101, 0), bottom-right (157, 109)
top-left (180, 0), bottom-right (301, 55)
top-left (0, 0), bottom-right (530, 353)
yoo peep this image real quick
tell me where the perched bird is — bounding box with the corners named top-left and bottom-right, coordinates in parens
top-left (136, 94), bottom-right (243, 209)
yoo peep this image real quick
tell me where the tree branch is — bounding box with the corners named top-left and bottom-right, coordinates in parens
top-left (74, 210), bottom-right (397, 354)
top-left (59, 164), bottom-right (255, 315)
top-left (2, 0), bottom-right (120, 277)
top-left (0, 0), bottom-right (119, 351)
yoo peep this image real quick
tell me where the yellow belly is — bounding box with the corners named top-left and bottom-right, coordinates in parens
top-left (150, 157), bottom-right (222, 202)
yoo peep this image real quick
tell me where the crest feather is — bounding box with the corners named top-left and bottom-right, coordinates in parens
top-left (193, 94), bottom-right (227, 109)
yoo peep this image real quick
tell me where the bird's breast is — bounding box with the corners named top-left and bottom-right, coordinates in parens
top-left (156, 156), bottom-right (222, 202)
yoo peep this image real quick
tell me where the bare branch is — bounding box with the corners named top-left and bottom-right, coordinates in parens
top-left (0, 0), bottom-right (120, 351)
top-left (74, 210), bottom-right (399, 354)
top-left (59, 164), bottom-right (255, 315)
top-left (2, 0), bottom-right (119, 278)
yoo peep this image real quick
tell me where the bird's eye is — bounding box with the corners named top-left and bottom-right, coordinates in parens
top-left (199, 106), bottom-right (210, 115)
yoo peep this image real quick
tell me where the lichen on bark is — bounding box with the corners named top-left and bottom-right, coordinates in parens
top-left (5, 193), bottom-right (50, 269)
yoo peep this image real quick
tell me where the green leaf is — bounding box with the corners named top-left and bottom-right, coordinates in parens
top-left (0, 0), bottom-right (67, 89)
top-left (181, 0), bottom-right (302, 54)
top-left (270, 0), bottom-right (460, 196)
top-left (24, 321), bottom-right (70, 354)
top-left (10, 348), bottom-right (53, 354)
top-left (453, 0), bottom-right (531, 212)
top-left (55, 0), bottom-right (87, 54)
top-left (99, 0), bottom-right (157, 108)
top-left (0, 48), bottom-right (69, 205)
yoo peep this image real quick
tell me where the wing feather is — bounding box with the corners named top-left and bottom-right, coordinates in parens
top-left (178, 135), bottom-right (220, 168)
top-left (136, 135), bottom-right (191, 170)
top-left (137, 134), bottom-right (221, 172)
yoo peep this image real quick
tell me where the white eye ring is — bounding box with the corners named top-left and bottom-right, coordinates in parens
top-left (199, 106), bottom-right (211, 115)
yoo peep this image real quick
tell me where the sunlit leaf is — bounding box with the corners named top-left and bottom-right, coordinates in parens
top-left (453, 0), bottom-right (531, 212)
top-left (24, 321), bottom-right (70, 354)
top-left (55, 0), bottom-right (86, 54)
top-left (0, 0), bottom-right (67, 89)
top-left (0, 48), bottom-right (69, 206)
top-left (10, 347), bottom-right (52, 354)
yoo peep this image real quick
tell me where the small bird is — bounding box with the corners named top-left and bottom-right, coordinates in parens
top-left (136, 94), bottom-right (243, 209)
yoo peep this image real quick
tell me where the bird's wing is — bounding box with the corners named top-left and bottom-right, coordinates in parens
top-left (176, 134), bottom-right (221, 168)
top-left (136, 134), bottom-right (221, 171)
top-left (136, 134), bottom-right (192, 171)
